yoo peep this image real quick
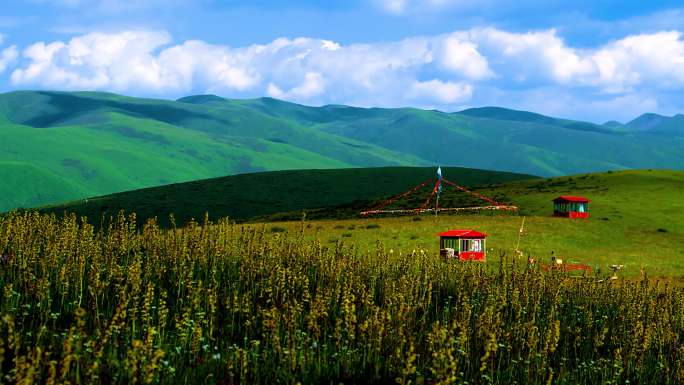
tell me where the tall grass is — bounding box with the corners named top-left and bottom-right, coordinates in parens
top-left (0, 211), bottom-right (682, 384)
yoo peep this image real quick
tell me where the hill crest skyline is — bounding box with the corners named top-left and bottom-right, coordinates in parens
top-left (2, 90), bottom-right (674, 127)
top-left (1, 89), bottom-right (683, 212)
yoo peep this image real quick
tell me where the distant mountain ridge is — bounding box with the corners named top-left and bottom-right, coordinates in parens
top-left (625, 112), bottom-right (684, 133)
top-left (0, 90), bottom-right (683, 212)
top-left (457, 106), bottom-right (613, 134)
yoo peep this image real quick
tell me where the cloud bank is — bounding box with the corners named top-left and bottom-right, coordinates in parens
top-left (3, 27), bottom-right (684, 121)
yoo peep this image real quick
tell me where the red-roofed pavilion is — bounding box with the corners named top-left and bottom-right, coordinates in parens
top-left (437, 229), bottom-right (487, 261)
top-left (553, 196), bottom-right (590, 218)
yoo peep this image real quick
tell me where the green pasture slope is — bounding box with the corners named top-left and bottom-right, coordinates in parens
top-left (39, 167), bottom-right (684, 278)
top-left (261, 169), bottom-right (684, 279)
top-left (39, 166), bottom-right (536, 226)
top-left (2, 90), bottom-right (684, 212)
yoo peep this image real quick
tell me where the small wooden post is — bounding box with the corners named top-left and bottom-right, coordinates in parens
top-left (514, 216), bottom-right (525, 258)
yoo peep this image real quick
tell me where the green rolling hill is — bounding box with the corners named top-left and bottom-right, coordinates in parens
top-left (38, 166), bottom-right (684, 236)
top-left (1, 90), bottom-right (684, 212)
top-left (304, 169), bottom-right (683, 278)
top-left (39, 166), bottom-right (537, 226)
top-left (0, 91), bottom-right (427, 211)
top-left (38, 168), bottom-right (684, 277)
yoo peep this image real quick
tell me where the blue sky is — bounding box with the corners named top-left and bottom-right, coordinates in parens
top-left (1, 0), bottom-right (684, 122)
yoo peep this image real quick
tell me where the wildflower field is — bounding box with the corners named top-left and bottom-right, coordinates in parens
top-left (1, 211), bottom-right (683, 384)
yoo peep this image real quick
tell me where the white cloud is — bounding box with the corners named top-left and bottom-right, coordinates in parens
top-left (7, 27), bottom-right (684, 117)
top-left (157, 40), bottom-right (259, 92)
top-left (439, 35), bottom-right (493, 80)
top-left (410, 79), bottom-right (473, 104)
top-left (266, 83), bottom-right (284, 98)
top-left (9, 31), bottom-right (453, 106)
top-left (591, 31), bottom-right (684, 92)
top-left (12, 31), bottom-right (173, 90)
top-left (10, 31), bottom-right (259, 92)
top-left (267, 72), bottom-right (326, 101)
top-left (459, 28), bottom-right (684, 92)
top-left (320, 40), bottom-right (341, 51)
top-left (459, 28), bottom-right (596, 85)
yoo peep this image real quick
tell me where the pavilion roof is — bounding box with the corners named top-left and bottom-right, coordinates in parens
top-left (437, 229), bottom-right (487, 238)
top-left (553, 196), bottom-right (590, 203)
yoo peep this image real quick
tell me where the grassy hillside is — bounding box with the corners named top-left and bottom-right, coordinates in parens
top-left (39, 166), bottom-right (537, 226)
top-left (230, 98), bottom-right (684, 176)
top-left (0, 91), bottom-right (428, 211)
top-left (238, 170), bottom-right (683, 278)
top-left (2, 91), bottom-right (684, 211)
top-left (458, 106), bottom-right (612, 133)
top-left (37, 167), bottom-right (684, 277)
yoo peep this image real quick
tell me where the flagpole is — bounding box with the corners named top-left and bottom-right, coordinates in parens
top-left (435, 166), bottom-right (442, 216)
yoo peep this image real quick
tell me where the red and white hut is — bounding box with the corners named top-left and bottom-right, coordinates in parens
top-left (437, 229), bottom-right (487, 261)
top-left (553, 196), bottom-right (590, 218)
